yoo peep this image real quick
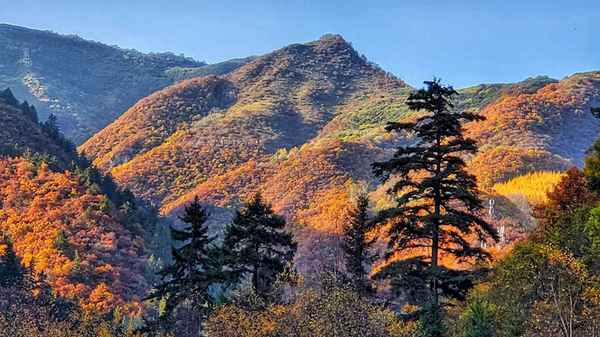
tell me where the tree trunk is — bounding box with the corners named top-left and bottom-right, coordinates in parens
top-left (432, 127), bottom-right (442, 308)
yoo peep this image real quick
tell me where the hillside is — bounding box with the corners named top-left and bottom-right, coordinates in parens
top-left (0, 91), bottom-right (155, 313)
top-left (466, 72), bottom-right (600, 187)
top-left (80, 35), bottom-right (600, 273)
top-left (80, 34), bottom-right (410, 207)
top-left (0, 88), bottom-right (74, 165)
top-left (0, 23), bottom-right (206, 143)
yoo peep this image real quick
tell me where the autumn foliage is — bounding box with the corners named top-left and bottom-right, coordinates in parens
top-left (0, 157), bottom-right (148, 313)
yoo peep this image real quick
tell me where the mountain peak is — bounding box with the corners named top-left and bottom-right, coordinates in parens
top-left (317, 33), bottom-right (347, 43)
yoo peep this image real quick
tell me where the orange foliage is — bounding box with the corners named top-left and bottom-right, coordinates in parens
top-left (0, 157), bottom-right (148, 313)
top-left (468, 146), bottom-right (569, 189)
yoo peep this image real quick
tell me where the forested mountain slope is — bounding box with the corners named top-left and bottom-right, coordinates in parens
top-left (0, 23), bottom-right (218, 143)
top-left (80, 34), bottom-right (411, 209)
top-left (0, 92), bottom-right (155, 313)
top-left (80, 35), bottom-right (600, 273)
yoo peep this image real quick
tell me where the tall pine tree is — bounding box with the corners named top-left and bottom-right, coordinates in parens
top-left (372, 79), bottom-right (498, 334)
top-left (146, 197), bottom-right (224, 327)
top-left (342, 193), bottom-right (376, 295)
top-left (223, 193), bottom-right (296, 298)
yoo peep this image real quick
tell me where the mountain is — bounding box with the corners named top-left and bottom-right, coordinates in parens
top-left (80, 35), bottom-right (600, 273)
top-left (0, 23), bottom-right (207, 143)
top-left (80, 34), bottom-right (411, 208)
top-left (165, 57), bottom-right (255, 82)
top-left (466, 72), bottom-right (600, 187)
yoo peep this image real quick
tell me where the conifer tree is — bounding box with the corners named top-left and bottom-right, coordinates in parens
top-left (42, 113), bottom-right (60, 139)
top-left (372, 79), bottom-right (498, 334)
top-left (0, 233), bottom-right (23, 287)
top-left (223, 193), bottom-right (296, 298)
top-left (342, 194), bottom-right (376, 295)
top-left (146, 197), bottom-right (223, 326)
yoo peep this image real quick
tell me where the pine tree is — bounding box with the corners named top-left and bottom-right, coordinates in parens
top-left (146, 197), bottom-right (223, 326)
top-left (42, 113), bottom-right (60, 139)
top-left (342, 194), bottom-right (376, 295)
top-left (372, 79), bottom-right (498, 334)
top-left (0, 233), bottom-right (23, 287)
top-left (223, 193), bottom-right (296, 298)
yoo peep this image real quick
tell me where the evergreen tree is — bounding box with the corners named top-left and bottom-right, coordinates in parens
top-left (372, 79), bottom-right (498, 334)
top-left (146, 197), bottom-right (223, 327)
top-left (223, 193), bottom-right (296, 298)
top-left (42, 113), bottom-right (60, 139)
top-left (342, 194), bottom-right (376, 295)
top-left (0, 233), bottom-right (23, 287)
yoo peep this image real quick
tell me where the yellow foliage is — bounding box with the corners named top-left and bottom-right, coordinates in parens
top-left (493, 171), bottom-right (564, 205)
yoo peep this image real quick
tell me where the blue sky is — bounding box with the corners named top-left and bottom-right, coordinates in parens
top-left (1, 0), bottom-right (598, 87)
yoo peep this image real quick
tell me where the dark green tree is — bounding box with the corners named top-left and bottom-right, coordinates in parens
top-left (42, 113), bottom-right (60, 139)
top-left (342, 194), bottom-right (377, 295)
top-left (0, 233), bottom-right (23, 287)
top-left (372, 79), bottom-right (498, 334)
top-left (146, 197), bottom-right (224, 328)
top-left (223, 193), bottom-right (296, 299)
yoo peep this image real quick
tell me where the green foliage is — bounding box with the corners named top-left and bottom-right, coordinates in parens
top-left (54, 229), bottom-right (75, 259)
top-left (584, 130), bottom-right (600, 194)
top-left (458, 297), bottom-right (495, 337)
top-left (223, 193), bottom-right (297, 299)
top-left (585, 206), bottom-right (600, 252)
top-left (342, 193), bottom-right (377, 295)
top-left (416, 302), bottom-right (444, 337)
top-left (146, 197), bottom-right (224, 326)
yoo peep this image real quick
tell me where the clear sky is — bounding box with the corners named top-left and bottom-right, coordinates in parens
top-left (1, 0), bottom-right (598, 87)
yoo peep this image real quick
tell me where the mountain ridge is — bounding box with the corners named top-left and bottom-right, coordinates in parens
top-left (80, 34), bottom-right (411, 209)
top-left (0, 23), bottom-right (248, 143)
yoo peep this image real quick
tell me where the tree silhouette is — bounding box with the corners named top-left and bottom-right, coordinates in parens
top-left (0, 233), bottom-right (23, 287)
top-left (372, 79), bottom-right (498, 334)
top-left (223, 193), bottom-right (296, 298)
top-left (146, 197), bottom-right (224, 328)
top-left (342, 194), bottom-right (376, 295)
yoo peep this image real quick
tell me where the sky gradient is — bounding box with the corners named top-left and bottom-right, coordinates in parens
top-left (2, 0), bottom-right (599, 87)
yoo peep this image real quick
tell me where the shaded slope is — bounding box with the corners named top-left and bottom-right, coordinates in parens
top-left (0, 90), bottom-right (74, 165)
top-left (0, 23), bottom-right (205, 142)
